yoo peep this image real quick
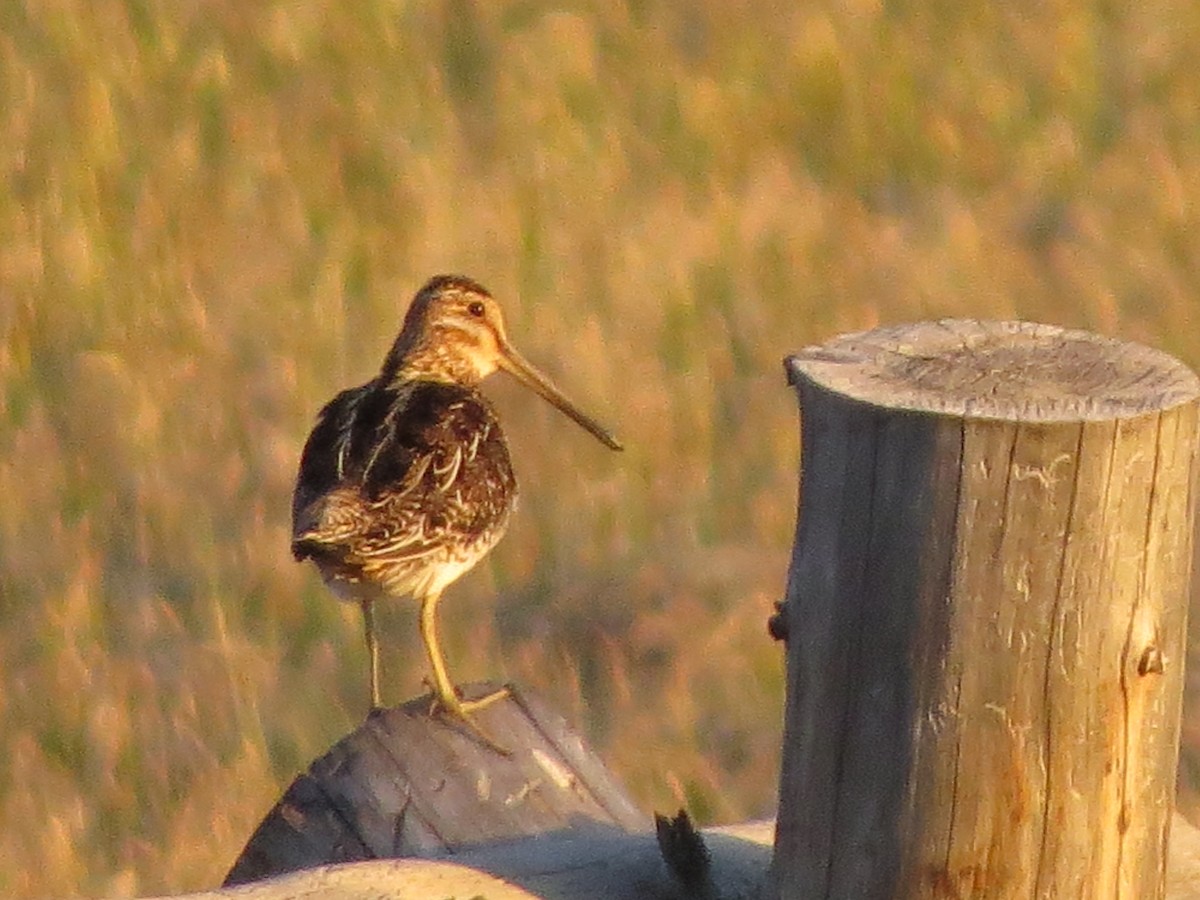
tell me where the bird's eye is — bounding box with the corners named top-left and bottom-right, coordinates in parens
top-left (467, 300), bottom-right (486, 317)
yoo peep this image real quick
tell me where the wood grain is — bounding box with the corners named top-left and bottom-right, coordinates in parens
top-left (224, 683), bottom-right (645, 887)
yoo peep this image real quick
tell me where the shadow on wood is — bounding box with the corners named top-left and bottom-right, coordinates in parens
top-left (225, 682), bottom-right (645, 886)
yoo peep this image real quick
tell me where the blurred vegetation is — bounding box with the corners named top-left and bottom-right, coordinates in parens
top-left (2, 0), bottom-right (1200, 896)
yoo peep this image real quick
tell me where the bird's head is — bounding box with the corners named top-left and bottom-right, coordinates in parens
top-left (386, 274), bottom-right (510, 383)
top-left (383, 275), bottom-right (623, 451)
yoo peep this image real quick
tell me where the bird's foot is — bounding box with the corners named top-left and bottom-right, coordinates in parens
top-left (457, 684), bottom-right (511, 713)
top-left (423, 680), bottom-right (513, 756)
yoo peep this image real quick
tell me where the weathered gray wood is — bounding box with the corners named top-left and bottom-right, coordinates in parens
top-left (791, 319), bottom-right (1200, 421)
top-left (224, 682), bottom-right (645, 886)
top-left (140, 820), bottom-right (773, 899)
top-left (137, 815), bottom-right (1200, 899)
top-left (771, 320), bottom-right (1200, 899)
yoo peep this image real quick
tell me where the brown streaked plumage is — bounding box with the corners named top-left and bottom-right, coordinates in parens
top-left (291, 274), bottom-right (621, 747)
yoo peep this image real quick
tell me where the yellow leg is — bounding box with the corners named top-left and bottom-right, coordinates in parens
top-left (361, 597), bottom-right (382, 711)
top-left (418, 589), bottom-right (511, 753)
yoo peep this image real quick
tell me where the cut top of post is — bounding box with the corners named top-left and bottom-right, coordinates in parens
top-left (786, 319), bottom-right (1200, 421)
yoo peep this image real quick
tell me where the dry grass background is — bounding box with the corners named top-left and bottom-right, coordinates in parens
top-left (3, 1), bottom-right (1200, 896)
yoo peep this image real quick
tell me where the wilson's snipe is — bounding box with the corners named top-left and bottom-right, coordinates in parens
top-left (291, 274), bottom-right (621, 744)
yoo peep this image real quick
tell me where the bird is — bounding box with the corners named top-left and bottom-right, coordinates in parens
top-left (291, 274), bottom-right (622, 746)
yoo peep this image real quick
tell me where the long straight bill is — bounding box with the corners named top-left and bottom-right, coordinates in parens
top-left (498, 344), bottom-right (623, 451)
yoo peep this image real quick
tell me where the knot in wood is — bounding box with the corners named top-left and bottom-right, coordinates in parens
top-left (1137, 645), bottom-right (1165, 677)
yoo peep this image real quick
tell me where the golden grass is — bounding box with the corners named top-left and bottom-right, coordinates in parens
top-left (3, 1), bottom-right (1200, 895)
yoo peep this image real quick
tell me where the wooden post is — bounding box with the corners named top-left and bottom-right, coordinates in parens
top-left (769, 320), bottom-right (1200, 899)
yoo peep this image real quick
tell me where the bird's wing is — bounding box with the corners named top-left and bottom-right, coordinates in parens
top-left (290, 384), bottom-right (368, 543)
top-left (291, 381), bottom-right (514, 567)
